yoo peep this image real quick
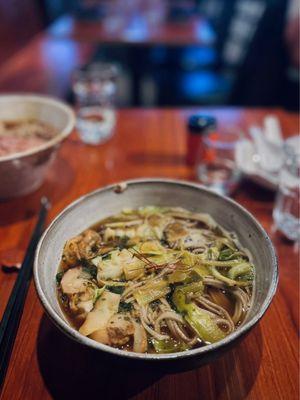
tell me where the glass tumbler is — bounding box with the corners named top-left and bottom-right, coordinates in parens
top-left (273, 135), bottom-right (300, 242)
top-left (196, 128), bottom-right (242, 196)
top-left (72, 63), bottom-right (118, 145)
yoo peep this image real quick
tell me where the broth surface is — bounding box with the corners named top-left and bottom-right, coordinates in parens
top-left (0, 118), bottom-right (57, 156)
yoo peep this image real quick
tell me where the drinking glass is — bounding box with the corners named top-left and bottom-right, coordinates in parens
top-left (72, 63), bottom-right (118, 145)
top-left (273, 135), bottom-right (300, 242)
top-left (196, 128), bottom-right (242, 196)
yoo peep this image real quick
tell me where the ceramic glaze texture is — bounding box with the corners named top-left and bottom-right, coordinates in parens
top-left (34, 179), bottom-right (278, 366)
top-left (0, 95), bottom-right (75, 198)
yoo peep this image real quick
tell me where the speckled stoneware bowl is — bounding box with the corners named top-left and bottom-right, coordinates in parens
top-left (0, 94), bottom-right (75, 199)
top-left (34, 179), bottom-right (278, 370)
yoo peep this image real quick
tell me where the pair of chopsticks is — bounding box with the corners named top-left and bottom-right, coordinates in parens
top-left (0, 197), bottom-right (50, 388)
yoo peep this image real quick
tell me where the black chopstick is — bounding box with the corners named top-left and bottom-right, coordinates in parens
top-left (0, 197), bottom-right (50, 388)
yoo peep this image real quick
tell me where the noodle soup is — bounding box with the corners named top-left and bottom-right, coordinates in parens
top-left (56, 207), bottom-right (254, 354)
top-left (0, 118), bottom-right (57, 157)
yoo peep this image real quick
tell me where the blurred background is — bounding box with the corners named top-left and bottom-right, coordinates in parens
top-left (0, 0), bottom-right (299, 110)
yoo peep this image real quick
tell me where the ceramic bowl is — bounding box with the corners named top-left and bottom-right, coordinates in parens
top-left (34, 179), bottom-right (278, 369)
top-left (0, 94), bottom-right (75, 199)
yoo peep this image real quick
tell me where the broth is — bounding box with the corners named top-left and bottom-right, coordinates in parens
top-left (0, 118), bottom-right (57, 157)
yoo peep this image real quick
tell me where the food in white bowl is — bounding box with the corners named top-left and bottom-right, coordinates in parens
top-left (56, 206), bottom-right (255, 354)
top-left (0, 94), bottom-right (75, 199)
top-left (34, 179), bottom-right (277, 369)
top-left (0, 118), bottom-right (58, 157)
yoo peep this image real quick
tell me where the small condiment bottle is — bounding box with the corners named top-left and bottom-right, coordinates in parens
top-left (186, 115), bottom-right (217, 166)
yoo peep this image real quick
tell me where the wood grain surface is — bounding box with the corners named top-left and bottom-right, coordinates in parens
top-left (0, 34), bottom-right (96, 98)
top-left (0, 107), bottom-right (298, 400)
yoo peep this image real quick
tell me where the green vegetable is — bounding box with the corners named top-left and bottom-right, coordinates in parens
top-left (210, 266), bottom-right (250, 287)
top-left (134, 279), bottom-right (170, 306)
top-left (140, 244), bottom-right (179, 266)
top-left (206, 247), bottom-right (220, 260)
top-left (218, 248), bottom-right (234, 261)
top-left (228, 263), bottom-right (254, 280)
top-left (193, 265), bottom-right (210, 279)
top-left (217, 238), bottom-right (237, 251)
top-left (174, 281), bottom-right (204, 295)
top-left (152, 338), bottom-right (190, 353)
top-left (179, 250), bottom-right (198, 267)
top-left (167, 270), bottom-right (189, 284)
top-left (172, 287), bottom-right (226, 343)
top-left (56, 271), bottom-right (64, 285)
top-left (107, 285), bottom-right (125, 295)
top-left (99, 280), bottom-right (126, 286)
top-left (201, 259), bottom-right (241, 267)
top-left (122, 207), bottom-right (133, 214)
top-left (139, 241), bottom-right (166, 255)
top-left (93, 286), bottom-right (106, 303)
top-left (123, 254), bottom-right (145, 280)
top-left (118, 301), bottom-right (133, 313)
top-left (81, 259), bottom-right (98, 279)
top-left (138, 206), bottom-right (165, 216)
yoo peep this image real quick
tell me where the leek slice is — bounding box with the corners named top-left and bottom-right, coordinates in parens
top-left (173, 287), bottom-right (226, 343)
top-left (134, 279), bottom-right (170, 306)
top-left (228, 263), bottom-right (254, 280)
top-left (152, 338), bottom-right (190, 353)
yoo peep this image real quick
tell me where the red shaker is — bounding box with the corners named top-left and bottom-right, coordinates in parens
top-left (186, 115), bottom-right (217, 166)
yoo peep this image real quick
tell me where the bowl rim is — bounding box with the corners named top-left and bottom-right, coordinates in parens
top-left (34, 178), bottom-right (278, 361)
top-left (0, 94), bottom-right (75, 163)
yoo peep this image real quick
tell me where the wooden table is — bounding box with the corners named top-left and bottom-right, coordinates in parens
top-left (0, 34), bottom-right (96, 98)
top-left (0, 108), bottom-right (298, 399)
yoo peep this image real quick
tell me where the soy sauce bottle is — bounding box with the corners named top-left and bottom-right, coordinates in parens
top-left (186, 115), bottom-right (217, 166)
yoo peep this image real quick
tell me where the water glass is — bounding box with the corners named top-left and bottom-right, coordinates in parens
top-left (273, 135), bottom-right (300, 242)
top-left (196, 129), bottom-right (242, 196)
top-left (72, 63), bottom-right (118, 145)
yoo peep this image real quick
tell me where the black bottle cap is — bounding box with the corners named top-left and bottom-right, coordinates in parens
top-left (188, 115), bottom-right (217, 134)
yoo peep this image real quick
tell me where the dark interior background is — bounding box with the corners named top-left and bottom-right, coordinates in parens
top-left (0, 0), bottom-right (298, 111)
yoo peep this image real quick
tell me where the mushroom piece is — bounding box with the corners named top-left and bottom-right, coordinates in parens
top-left (62, 229), bottom-right (101, 268)
top-left (107, 314), bottom-right (135, 346)
top-left (182, 230), bottom-right (208, 250)
top-left (164, 222), bottom-right (188, 243)
top-left (61, 267), bottom-right (87, 295)
top-left (69, 297), bottom-right (94, 321)
top-left (106, 314), bottom-right (148, 353)
top-left (164, 223), bottom-right (209, 250)
top-left (60, 266), bottom-right (96, 316)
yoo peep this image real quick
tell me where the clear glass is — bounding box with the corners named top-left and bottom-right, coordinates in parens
top-left (273, 135), bottom-right (300, 241)
top-left (196, 128), bottom-right (242, 196)
top-left (72, 63), bottom-right (118, 145)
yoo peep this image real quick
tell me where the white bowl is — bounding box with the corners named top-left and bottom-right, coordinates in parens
top-left (34, 179), bottom-right (278, 370)
top-left (0, 94), bottom-right (75, 199)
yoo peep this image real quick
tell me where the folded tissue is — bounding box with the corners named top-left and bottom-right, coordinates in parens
top-left (235, 115), bottom-right (284, 189)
